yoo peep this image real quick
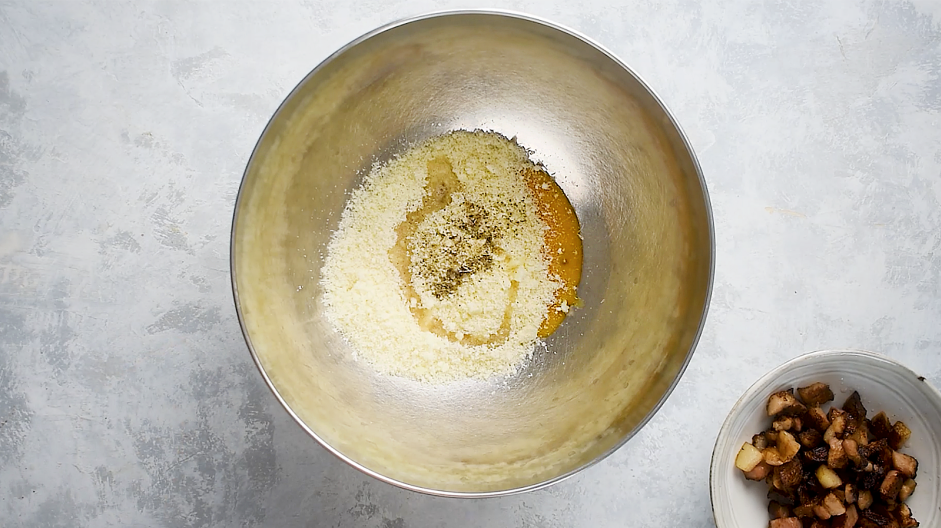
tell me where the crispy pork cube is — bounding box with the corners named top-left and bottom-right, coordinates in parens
top-left (744, 460), bottom-right (772, 481)
top-left (774, 416), bottom-right (798, 432)
top-left (764, 447), bottom-right (787, 466)
top-left (857, 490), bottom-right (873, 510)
top-left (769, 500), bottom-right (792, 519)
top-left (823, 492), bottom-right (846, 516)
top-left (825, 409), bottom-right (848, 443)
top-left (879, 470), bottom-right (903, 500)
top-left (804, 445), bottom-right (829, 463)
top-left (828, 437), bottom-right (849, 469)
top-left (770, 518), bottom-right (803, 528)
top-left (897, 503), bottom-right (919, 528)
top-left (842, 391), bottom-right (867, 423)
top-left (891, 451), bottom-right (917, 478)
top-left (898, 478), bottom-right (916, 501)
top-left (779, 431), bottom-right (801, 461)
top-left (798, 382), bottom-right (835, 406)
top-left (768, 390), bottom-right (808, 417)
top-left (856, 464), bottom-right (887, 492)
top-left (814, 503), bottom-right (833, 520)
top-left (870, 412), bottom-right (892, 440)
top-left (774, 458), bottom-right (803, 491)
top-left (801, 428), bottom-right (825, 448)
top-left (831, 504), bottom-right (859, 528)
top-left (735, 442), bottom-right (764, 472)
top-left (844, 438), bottom-right (862, 466)
top-left (888, 421), bottom-right (911, 451)
top-left (794, 504), bottom-right (816, 518)
top-left (846, 504), bottom-right (860, 528)
top-left (830, 508), bottom-right (859, 528)
top-left (858, 439), bottom-right (892, 468)
top-left (810, 519), bottom-right (831, 528)
top-left (806, 406), bottom-right (831, 432)
top-left (765, 431), bottom-right (801, 465)
top-left (847, 423), bottom-right (870, 447)
top-left (860, 508), bottom-right (896, 528)
top-left (844, 483), bottom-right (858, 504)
top-left (754, 432), bottom-right (771, 450)
top-left (817, 465), bottom-right (843, 489)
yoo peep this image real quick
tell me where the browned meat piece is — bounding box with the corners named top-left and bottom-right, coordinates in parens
top-left (898, 478), bottom-right (916, 501)
top-left (769, 500), bottom-right (792, 519)
top-left (767, 431), bottom-right (801, 465)
top-left (844, 483), bottom-right (858, 504)
top-left (769, 390), bottom-right (808, 416)
top-left (847, 423), bottom-right (870, 447)
top-left (856, 464), bottom-right (887, 491)
top-left (794, 504), bottom-right (816, 518)
top-left (814, 503), bottom-right (833, 520)
top-left (736, 442), bottom-right (765, 472)
top-left (805, 445), bottom-right (829, 463)
top-left (817, 465), bottom-right (843, 489)
top-left (826, 409), bottom-right (849, 442)
top-left (807, 406), bottom-right (832, 431)
top-left (860, 508), bottom-right (896, 528)
top-left (857, 490), bottom-right (873, 510)
top-left (870, 412), bottom-right (892, 440)
top-left (879, 470), bottom-right (903, 500)
top-left (754, 432), bottom-right (770, 450)
top-left (891, 451), bottom-right (917, 478)
top-left (775, 458), bottom-right (803, 492)
top-left (832, 504), bottom-right (859, 528)
top-left (799, 382), bottom-right (835, 406)
top-left (793, 417), bottom-right (804, 432)
top-left (801, 428), bottom-right (825, 448)
top-left (765, 447), bottom-right (787, 466)
top-left (828, 437), bottom-right (849, 469)
top-left (858, 439), bottom-right (893, 468)
top-left (842, 391), bottom-right (867, 423)
top-left (824, 492), bottom-right (847, 516)
top-left (774, 416), bottom-right (798, 432)
top-left (844, 438), bottom-right (862, 466)
top-left (770, 518), bottom-right (803, 528)
top-left (897, 503), bottom-right (919, 528)
top-left (887, 422), bottom-right (911, 451)
top-left (810, 520), bottom-right (833, 528)
top-left (745, 460), bottom-right (773, 481)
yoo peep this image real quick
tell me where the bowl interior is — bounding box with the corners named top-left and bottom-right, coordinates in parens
top-left (232, 12), bottom-right (713, 494)
top-left (711, 350), bottom-right (941, 527)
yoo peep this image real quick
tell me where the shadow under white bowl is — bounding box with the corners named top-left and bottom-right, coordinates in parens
top-left (710, 349), bottom-right (941, 528)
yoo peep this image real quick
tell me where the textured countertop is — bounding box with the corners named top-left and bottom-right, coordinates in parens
top-left (2, 1), bottom-right (940, 526)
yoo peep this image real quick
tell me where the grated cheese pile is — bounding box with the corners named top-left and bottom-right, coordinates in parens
top-left (320, 130), bottom-right (560, 383)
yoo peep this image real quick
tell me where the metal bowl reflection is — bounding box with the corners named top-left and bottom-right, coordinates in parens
top-left (231, 10), bottom-right (713, 496)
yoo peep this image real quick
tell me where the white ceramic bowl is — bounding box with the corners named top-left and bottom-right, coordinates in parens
top-left (710, 349), bottom-right (941, 528)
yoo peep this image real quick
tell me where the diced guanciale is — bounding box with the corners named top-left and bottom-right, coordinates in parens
top-left (736, 383), bottom-right (920, 528)
top-left (767, 390), bottom-right (807, 417)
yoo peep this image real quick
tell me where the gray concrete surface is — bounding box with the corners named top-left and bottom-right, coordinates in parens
top-left (2, 0), bottom-right (940, 526)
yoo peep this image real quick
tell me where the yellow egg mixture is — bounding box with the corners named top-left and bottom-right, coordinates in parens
top-left (321, 130), bottom-right (581, 382)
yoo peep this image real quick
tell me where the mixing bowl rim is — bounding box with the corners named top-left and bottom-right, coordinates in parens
top-left (230, 8), bottom-right (716, 498)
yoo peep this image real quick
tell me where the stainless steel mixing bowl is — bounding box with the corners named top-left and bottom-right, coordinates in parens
top-left (231, 10), bottom-right (714, 496)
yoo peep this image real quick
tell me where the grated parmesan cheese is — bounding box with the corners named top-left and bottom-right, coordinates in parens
top-left (320, 130), bottom-right (560, 383)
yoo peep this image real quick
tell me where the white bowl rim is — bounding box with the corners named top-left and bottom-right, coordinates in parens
top-left (709, 348), bottom-right (941, 526)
